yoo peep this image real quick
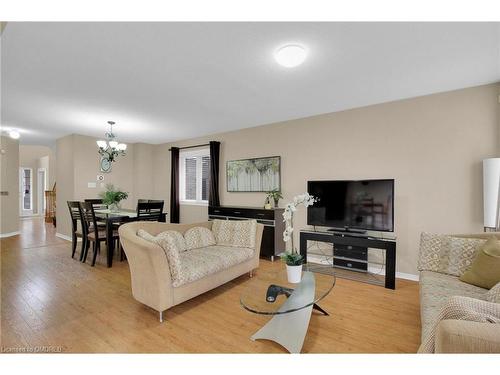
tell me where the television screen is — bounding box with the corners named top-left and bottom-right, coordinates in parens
top-left (307, 179), bottom-right (394, 232)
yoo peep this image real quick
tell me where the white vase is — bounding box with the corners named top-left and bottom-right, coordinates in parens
top-left (286, 264), bottom-right (303, 283)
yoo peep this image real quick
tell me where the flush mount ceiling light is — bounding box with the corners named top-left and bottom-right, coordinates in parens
top-left (9, 130), bottom-right (20, 139)
top-left (274, 44), bottom-right (307, 68)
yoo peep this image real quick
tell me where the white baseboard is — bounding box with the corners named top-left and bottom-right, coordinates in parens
top-left (396, 272), bottom-right (419, 282)
top-left (0, 231), bottom-right (20, 238)
top-left (55, 233), bottom-right (81, 242)
top-left (367, 265), bottom-right (419, 281)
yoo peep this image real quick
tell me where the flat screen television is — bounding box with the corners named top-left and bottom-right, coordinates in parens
top-left (307, 179), bottom-right (394, 232)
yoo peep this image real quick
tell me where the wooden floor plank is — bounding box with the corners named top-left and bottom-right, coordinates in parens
top-left (1, 217), bottom-right (421, 353)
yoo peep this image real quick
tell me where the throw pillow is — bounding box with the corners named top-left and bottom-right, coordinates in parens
top-left (160, 230), bottom-right (187, 252)
top-left (418, 232), bottom-right (448, 273)
top-left (486, 282), bottom-right (500, 303)
top-left (447, 237), bottom-right (486, 276)
top-left (135, 229), bottom-right (185, 283)
top-left (459, 237), bottom-right (500, 289)
top-left (418, 232), bottom-right (486, 276)
top-left (212, 219), bottom-right (257, 248)
top-left (153, 231), bottom-right (183, 283)
top-left (184, 226), bottom-right (216, 250)
top-left (137, 229), bottom-right (187, 252)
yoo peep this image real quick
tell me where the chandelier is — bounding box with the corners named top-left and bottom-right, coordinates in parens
top-left (96, 121), bottom-right (127, 162)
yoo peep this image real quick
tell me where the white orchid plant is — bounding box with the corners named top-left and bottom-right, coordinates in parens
top-left (280, 192), bottom-right (318, 266)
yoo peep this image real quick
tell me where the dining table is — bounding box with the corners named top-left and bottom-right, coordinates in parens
top-left (94, 208), bottom-right (167, 267)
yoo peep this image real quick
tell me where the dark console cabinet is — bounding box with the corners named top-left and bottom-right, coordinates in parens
top-left (208, 205), bottom-right (285, 259)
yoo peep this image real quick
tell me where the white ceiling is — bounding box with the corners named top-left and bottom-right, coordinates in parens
top-left (1, 22), bottom-right (500, 146)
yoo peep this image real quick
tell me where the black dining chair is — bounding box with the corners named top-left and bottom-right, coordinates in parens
top-left (84, 199), bottom-right (108, 225)
top-left (67, 201), bottom-right (86, 259)
top-left (148, 199), bottom-right (164, 204)
top-left (84, 198), bottom-right (106, 209)
top-left (136, 201), bottom-right (164, 221)
top-left (81, 201), bottom-right (120, 267)
top-left (137, 199), bottom-right (164, 204)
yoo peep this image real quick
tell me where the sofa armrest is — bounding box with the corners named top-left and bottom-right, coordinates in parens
top-left (119, 223), bottom-right (174, 313)
top-left (435, 320), bottom-right (500, 353)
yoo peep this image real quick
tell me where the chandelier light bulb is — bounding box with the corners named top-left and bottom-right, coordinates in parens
top-left (117, 143), bottom-right (127, 151)
top-left (108, 141), bottom-right (118, 149)
top-left (96, 140), bottom-right (107, 148)
top-left (274, 44), bottom-right (307, 68)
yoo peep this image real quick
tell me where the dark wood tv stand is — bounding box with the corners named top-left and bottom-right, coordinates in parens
top-left (299, 229), bottom-right (397, 289)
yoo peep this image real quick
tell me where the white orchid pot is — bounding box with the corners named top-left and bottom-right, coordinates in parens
top-left (286, 264), bottom-right (303, 283)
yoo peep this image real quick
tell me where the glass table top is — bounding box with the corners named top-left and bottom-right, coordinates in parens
top-left (240, 264), bottom-right (336, 315)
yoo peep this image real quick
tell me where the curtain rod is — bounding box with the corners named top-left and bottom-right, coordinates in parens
top-left (168, 143), bottom-right (210, 152)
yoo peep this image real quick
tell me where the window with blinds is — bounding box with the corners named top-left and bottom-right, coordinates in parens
top-left (180, 149), bottom-right (211, 204)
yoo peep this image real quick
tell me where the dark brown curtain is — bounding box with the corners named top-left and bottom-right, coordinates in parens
top-left (170, 147), bottom-right (180, 223)
top-left (209, 141), bottom-right (221, 207)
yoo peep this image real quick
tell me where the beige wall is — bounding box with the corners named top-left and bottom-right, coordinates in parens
top-left (157, 83), bottom-right (500, 275)
top-left (54, 83), bottom-right (500, 274)
top-left (0, 136), bottom-right (20, 235)
top-left (56, 135), bottom-right (75, 238)
top-left (133, 143), bottom-right (155, 201)
top-left (19, 145), bottom-right (55, 215)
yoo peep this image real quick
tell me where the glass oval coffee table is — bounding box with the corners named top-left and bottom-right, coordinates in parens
top-left (240, 264), bottom-right (336, 353)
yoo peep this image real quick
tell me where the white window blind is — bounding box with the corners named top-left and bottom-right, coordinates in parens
top-left (180, 148), bottom-right (210, 205)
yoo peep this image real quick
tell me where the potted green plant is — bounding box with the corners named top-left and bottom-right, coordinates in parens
top-left (280, 192), bottom-right (317, 283)
top-left (99, 184), bottom-right (129, 212)
top-left (266, 189), bottom-right (283, 208)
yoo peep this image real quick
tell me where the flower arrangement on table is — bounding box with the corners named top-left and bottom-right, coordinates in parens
top-left (280, 192), bottom-right (318, 282)
top-left (99, 184), bottom-right (129, 212)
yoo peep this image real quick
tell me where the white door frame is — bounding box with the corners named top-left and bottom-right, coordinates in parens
top-left (19, 167), bottom-right (33, 216)
top-left (37, 168), bottom-right (47, 216)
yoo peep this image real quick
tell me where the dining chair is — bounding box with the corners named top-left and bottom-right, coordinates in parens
top-left (136, 201), bottom-right (164, 221)
top-left (67, 201), bottom-right (86, 259)
top-left (137, 199), bottom-right (150, 204)
top-left (81, 201), bottom-right (120, 267)
top-left (148, 199), bottom-right (164, 204)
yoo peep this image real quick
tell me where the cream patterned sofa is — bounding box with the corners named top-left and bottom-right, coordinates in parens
top-left (119, 220), bottom-right (264, 322)
top-left (418, 232), bottom-right (500, 353)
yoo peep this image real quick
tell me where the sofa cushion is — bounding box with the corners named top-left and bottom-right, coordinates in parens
top-left (212, 219), bottom-right (257, 248)
top-left (419, 270), bottom-right (488, 339)
top-left (486, 282), bottom-right (500, 303)
top-left (184, 226), bottom-right (216, 250)
top-left (418, 233), bottom-right (486, 277)
top-left (173, 245), bottom-right (254, 287)
top-left (459, 237), bottom-right (500, 289)
top-left (136, 229), bottom-right (184, 281)
top-left (137, 229), bottom-right (187, 252)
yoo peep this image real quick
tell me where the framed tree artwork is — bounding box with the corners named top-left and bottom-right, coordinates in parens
top-left (226, 156), bottom-right (281, 192)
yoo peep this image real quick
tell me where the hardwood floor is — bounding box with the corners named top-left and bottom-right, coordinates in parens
top-left (1, 218), bottom-right (421, 353)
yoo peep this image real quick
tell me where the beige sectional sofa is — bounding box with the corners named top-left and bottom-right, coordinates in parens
top-left (119, 220), bottom-right (264, 322)
top-left (418, 232), bottom-right (500, 353)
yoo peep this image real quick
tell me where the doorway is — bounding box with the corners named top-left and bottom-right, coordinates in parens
top-left (20, 167), bottom-right (33, 216)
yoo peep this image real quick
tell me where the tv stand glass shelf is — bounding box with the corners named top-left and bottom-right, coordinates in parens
top-left (299, 229), bottom-right (397, 289)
